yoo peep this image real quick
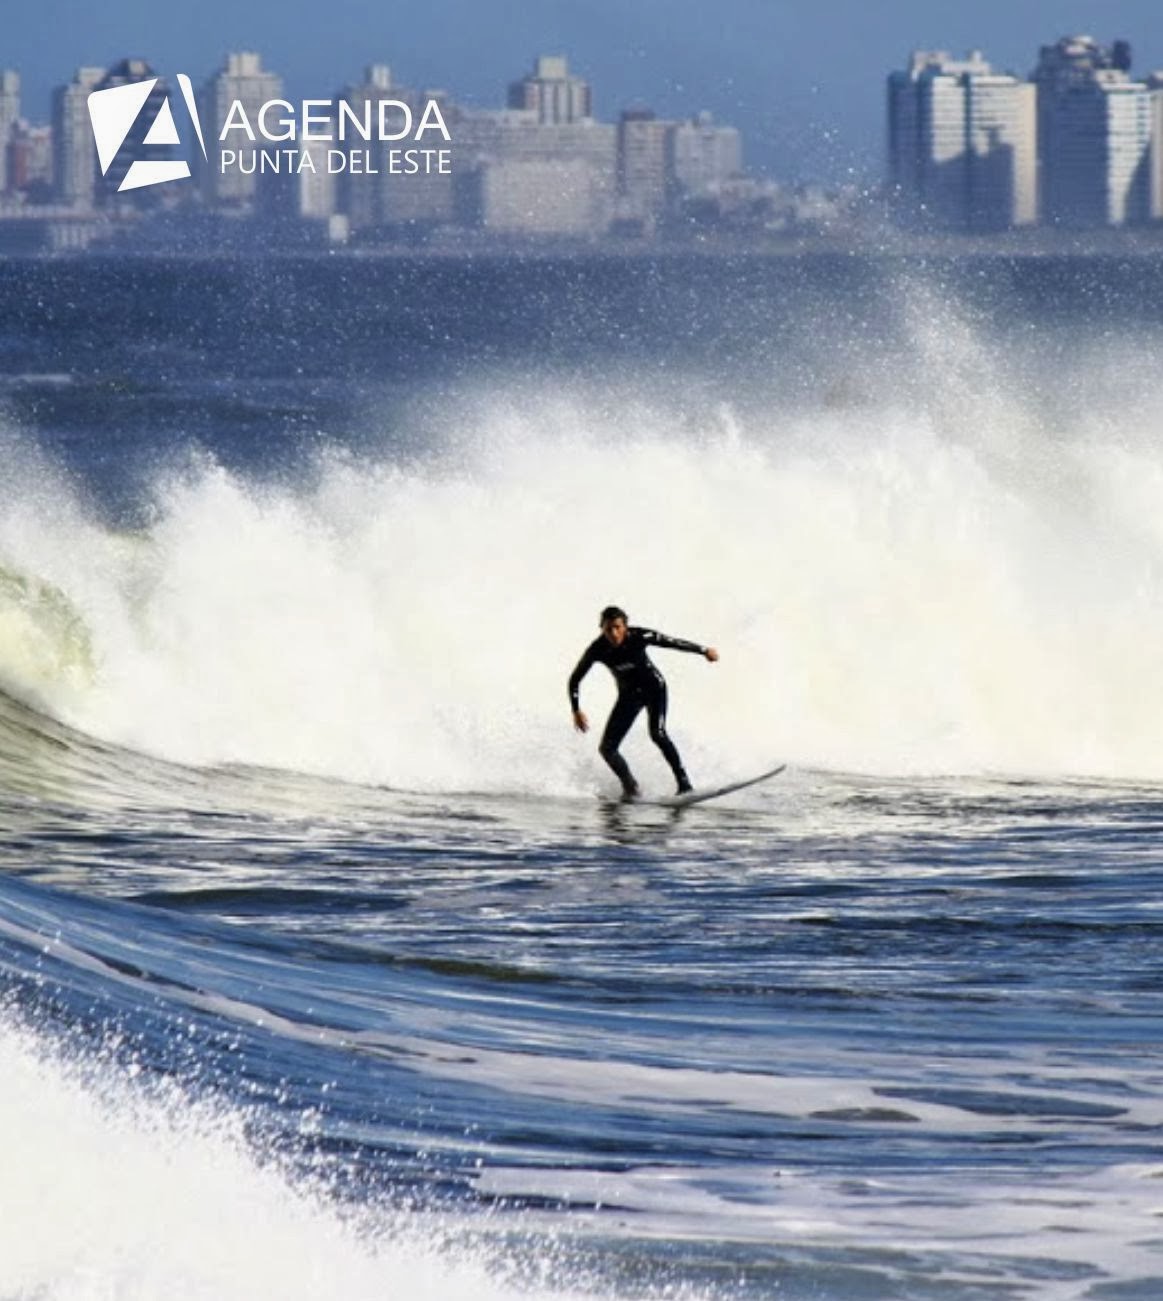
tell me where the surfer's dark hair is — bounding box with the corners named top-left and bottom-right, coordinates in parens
top-left (600, 605), bottom-right (628, 626)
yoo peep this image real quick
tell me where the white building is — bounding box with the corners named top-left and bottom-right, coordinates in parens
top-left (1042, 73), bottom-right (1151, 226)
top-left (965, 75), bottom-right (1037, 229)
top-left (507, 56), bottom-right (592, 125)
top-left (669, 112), bottom-right (742, 198)
top-left (888, 50), bottom-right (982, 224)
top-left (1150, 73), bottom-right (1163, 221)
top-left (338, 65), bottom-right (392, 230)
top-left (200, 52), bottom-right (283, 209)
top-left (617, 109), bottom-right (676, 223)
top-left (454, 108), bottom-right (615, 236)
top-left (888, 50), bottom-right (1036, 231)
top-left (459, 156), bottom-right (602, 236)
top-left (337, 66), bottom-right (458, 234)
top-left (52, 67), bottom-right (104, 208)
top-left (1034, 36), bottom-right (1151, 227)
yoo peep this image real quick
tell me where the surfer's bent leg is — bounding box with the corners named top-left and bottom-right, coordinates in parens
top-left (599, 694), bottom-right (642, 795)
top-left (646, 687), bottom-right (691, 793)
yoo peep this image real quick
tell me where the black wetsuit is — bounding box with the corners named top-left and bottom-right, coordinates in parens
top-left (568, 627), bottom-right (707, 794)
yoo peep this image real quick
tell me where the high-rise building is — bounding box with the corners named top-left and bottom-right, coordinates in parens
top-left (1150, 73), bottom-right (1163, 221)
top-left (618, 108), bottom-right (675, 222)
top-left (507, 56), bottom-right (592, 124)
top-left (337, 64), bottom-right (392, 230)
top-left (53, 66), bottom-right (105, 208)
top-left (887, 56), bottom-right (922, 202)
top-left (1033, 35), bottom-right (1151, 226)
top-left (257, 135), bottom-right (336, 227)
top-left (336, 65), bottom-right (458, 234)
top-left (669, 112), bottom-right (742, 198)
top-left (0, 71), bottom-right (20, 194)
top-left (379, 92), bottom-right (458, 230)
top-left (8, 121), bottom-right (54, 200)
top-left (457, 156), bottom-right (603, 236)
top-left (889, 50), bottom-right (986, 224)
top-left (887, 50), bottom-right (1035, 230)
top-left (964, 74), bottom-right (1037, 229)
top-left (200, 52), bottom-right (283, 209)
top-left (1033, 34), bottom-right (1118, 159)
top-left (453, 108), bottom-right (615, 236)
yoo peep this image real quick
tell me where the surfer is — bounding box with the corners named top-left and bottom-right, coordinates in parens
top-left (569, 605), bottom-right (719, 800)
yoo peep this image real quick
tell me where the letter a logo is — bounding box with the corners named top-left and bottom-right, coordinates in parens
top-left (88, 73), bottom-right (207, 191)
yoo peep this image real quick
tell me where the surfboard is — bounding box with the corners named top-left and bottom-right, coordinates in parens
top-left (652, 762), bottom-right (787, 808)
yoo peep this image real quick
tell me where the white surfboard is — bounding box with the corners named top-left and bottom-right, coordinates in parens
top-left (652, 762), bottom-right (787, 808)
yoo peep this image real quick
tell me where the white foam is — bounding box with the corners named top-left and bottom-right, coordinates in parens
top-left (0, 1014), bottom-right (593, 1301)
top-left (5, 344), bottom-right (1163, 786)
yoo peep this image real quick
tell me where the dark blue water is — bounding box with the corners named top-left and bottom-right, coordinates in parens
top-left (2, 253), bottom-right (1163, 1300)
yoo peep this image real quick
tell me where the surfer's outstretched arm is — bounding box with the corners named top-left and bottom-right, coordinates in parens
top-left (641, 629), bottom-right (720, 662)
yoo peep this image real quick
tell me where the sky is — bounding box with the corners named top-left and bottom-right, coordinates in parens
top-left (6, 0), bottom-right (1163, 185)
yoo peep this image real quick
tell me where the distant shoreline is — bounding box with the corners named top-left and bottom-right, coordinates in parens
top-left (6, 225), bottom-right (1163, 261)
top-left (48, 239), bottom-right (1163, 261)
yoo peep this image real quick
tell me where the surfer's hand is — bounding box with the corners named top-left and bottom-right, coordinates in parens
top-left (705, 648), bottom-right (720, 662)
top-left (573, 710), bottom-right (589, 733)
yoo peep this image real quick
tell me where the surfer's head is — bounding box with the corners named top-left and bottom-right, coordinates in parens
top-left (600, 606), bottom-right (628, 646)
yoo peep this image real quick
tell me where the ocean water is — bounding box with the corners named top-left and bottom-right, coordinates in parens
top-left (2, 252), bottom-right (1163, 1299)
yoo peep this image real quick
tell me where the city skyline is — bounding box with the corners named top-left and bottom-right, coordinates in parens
top-left (6, 23), bottom-right (1163, 252)
top-left (5, 52), bottom-right (772, 253)
top-left (888, 36), bottom-right (1163, 233)
top-left (4, 0), bottom-right (1163, 185)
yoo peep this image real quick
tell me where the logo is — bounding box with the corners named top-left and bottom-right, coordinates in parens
top-left (87, 73), bottom-right (207, 192)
